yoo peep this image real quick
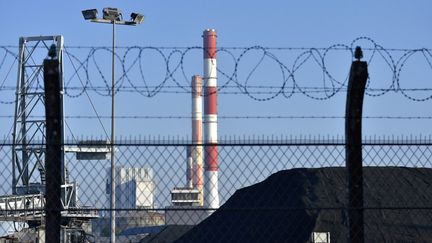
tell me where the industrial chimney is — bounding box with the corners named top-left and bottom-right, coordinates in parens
top-left (203, 29), bottom-right (219, 209)
top-left (191, 75), bottom-right (204, 206)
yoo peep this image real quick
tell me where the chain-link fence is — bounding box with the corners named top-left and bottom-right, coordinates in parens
top-left (0, 140), bottom-right (431, 242)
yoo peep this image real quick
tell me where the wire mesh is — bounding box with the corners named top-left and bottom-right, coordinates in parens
top-left (0, 141), bottom-right (431, 242)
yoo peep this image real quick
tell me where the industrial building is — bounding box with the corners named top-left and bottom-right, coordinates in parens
top-left (92, 166), bottom-right (161, 238)
top-left (106, 166), bottom-right (155, 209)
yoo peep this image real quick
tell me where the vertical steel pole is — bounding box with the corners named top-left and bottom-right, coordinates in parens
top-left (345, 53), bottom-right (368, 243)
top-left (12, 37), bottom-right (25, 195)
top-left (110, 20), bottom-right (116, 243)
top-left (44, 52), bottom-right (62, 243)
top-left (19, 38), bottom-right (29, 188)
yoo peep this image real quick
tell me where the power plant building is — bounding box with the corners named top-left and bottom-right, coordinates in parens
top-left (106, 167), bottom-right (155, 209)
top-left (92, 167), bottom-right (161, 239)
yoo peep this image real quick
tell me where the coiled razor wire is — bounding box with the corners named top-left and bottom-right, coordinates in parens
top-left (0, 37), bottom-right (431, 104)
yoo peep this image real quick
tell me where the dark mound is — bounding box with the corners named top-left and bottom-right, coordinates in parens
top-left (140, 225), bottom-right (194, 243)
top-left (177, 167), bottom-right (432, 243)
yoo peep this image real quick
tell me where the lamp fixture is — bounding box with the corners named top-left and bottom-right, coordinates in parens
top-left (81, 9), bottom-right (98, 20)
top-left (103, 7), bottom-right (122, 21)
top-left (130, 13), bottom-right (144, 24)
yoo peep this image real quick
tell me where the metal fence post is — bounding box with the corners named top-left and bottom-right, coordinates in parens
top-left (345, 47), bottom-right (368, 243)
top-left (44, 45), bottom-right (63, 243)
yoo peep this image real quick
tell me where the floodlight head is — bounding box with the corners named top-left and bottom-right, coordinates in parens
top-left (130, 13), bottom-right (144, 24)
top-left (103, 7), bottom-right (122, 21)
top-left (82, 9), bottom-right (98, 20)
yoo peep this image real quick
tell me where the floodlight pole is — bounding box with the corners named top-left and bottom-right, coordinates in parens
top-left (110, 19), bottom-right (116, 243)
top-left (82, 9), bottom-right (143, 242)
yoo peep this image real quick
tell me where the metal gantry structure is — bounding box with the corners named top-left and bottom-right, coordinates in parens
top-left (0, 36), bottom-right (98, 228)
top-left (11, 36), bottom-right (69, 199)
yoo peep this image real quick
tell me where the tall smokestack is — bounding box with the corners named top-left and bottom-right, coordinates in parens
top-left (203, 29), bottom-right (219, 209)
top-left (191, 75), bottom-right (204, 206)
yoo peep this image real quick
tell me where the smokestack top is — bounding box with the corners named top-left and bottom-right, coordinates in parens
top-left (192, 75), bottom-right (202, 81)
top-left (192, 75), bottom-right (203, 96)
top-left (203, 28), bottom-right (217, 34)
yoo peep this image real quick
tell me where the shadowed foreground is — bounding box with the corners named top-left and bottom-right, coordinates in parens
top-left (175, 167), bottom-right (432, 243)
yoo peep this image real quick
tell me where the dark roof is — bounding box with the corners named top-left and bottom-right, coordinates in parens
top-left (140, 225), bottom-right (194, 243)
top-left (177, 167), bottom-right (432, 242)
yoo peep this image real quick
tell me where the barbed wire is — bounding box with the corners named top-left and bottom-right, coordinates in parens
top-left (0, 115), bottom-right (432, 120)
top-left (0, 37), bottom-right (431, 104)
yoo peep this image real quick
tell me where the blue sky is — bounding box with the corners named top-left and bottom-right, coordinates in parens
top-left (1, 1), bottom-right (432, 139)
top-left (2, 1), bottom-right (430, 47)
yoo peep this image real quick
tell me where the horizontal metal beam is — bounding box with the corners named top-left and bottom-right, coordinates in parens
top-left (64, 146), bottom-right (110, 153)
top-left (21, 36), bottom-right (62, 42)
top-left (90, 18), bottom-right (137, 26)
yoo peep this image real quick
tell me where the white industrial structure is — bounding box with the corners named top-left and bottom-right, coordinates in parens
top-left (106, 167), bottom-right (155, 209)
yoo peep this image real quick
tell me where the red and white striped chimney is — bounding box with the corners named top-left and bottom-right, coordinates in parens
top-left (203, 29), bottom-right (219, 209)
top-left (191, 75), bottom-right (204, 206)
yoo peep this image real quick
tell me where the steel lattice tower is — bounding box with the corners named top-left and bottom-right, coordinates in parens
top-left (11, 36), bottom-right (69, 198)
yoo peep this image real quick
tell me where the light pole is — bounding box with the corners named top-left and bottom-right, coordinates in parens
top-left (82, 8), bottom-right (144, 243)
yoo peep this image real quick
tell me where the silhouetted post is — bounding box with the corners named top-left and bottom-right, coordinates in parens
top-left (345, 47), bottom-right (368, 243)
top-left (44, 45), bottom-right (62, 243)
